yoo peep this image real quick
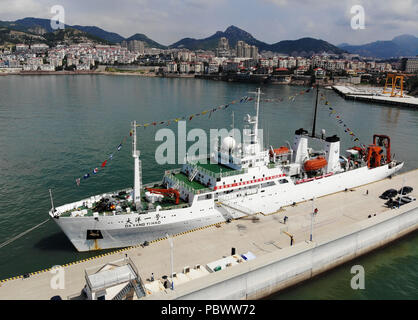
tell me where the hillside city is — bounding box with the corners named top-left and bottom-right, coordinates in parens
top-left (1, 37), bottom-right (417, 88)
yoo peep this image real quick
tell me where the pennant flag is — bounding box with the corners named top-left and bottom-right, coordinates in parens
top-left (117, 144), bottom-right (122, 151)
top-left (83, 173), bottom-right (90, 179)
top-left (101, 160), bottom-right (107, 168)
top-left (76, 178), bottom-right (81, 186)
top-left (93, 168), bottom-right (98, 174)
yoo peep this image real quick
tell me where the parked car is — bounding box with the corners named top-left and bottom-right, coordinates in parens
top-left (398, 186), bottom-right (413, 195)
top-left (380, 189), bottom-right (398, 199)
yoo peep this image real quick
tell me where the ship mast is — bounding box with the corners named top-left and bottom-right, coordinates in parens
top-left (254, 87), bottom-right (261, 145)
top-left (311, 86), bottom-right (319, 138)
top-left (243, 88), bottom-right (262, 155)
top-left (132, 120), bottom-right (142, 209)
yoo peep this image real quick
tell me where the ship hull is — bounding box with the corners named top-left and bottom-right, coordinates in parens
top-left (54, 212), bottom-right (225, 252)
top-left (53, 162), bottom-right (403, 252)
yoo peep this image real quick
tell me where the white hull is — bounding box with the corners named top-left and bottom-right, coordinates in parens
top-left (52, 162), bottom-right (403, 252)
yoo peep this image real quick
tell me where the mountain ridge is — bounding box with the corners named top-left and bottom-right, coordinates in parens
top-left (338, 34), bottom-right (418, 58)
top-left (1, 17), bottom-right (415, 58)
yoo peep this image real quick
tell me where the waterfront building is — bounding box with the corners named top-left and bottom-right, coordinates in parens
top-left (127, 40), bottom-right (145, 54)
top-left (216, 37), bottom-right (230, 57)
top-left (30, 43), bottom-right (49, 51)
top-left (236, 41), bottom-right (258, 59)
top-left (208, 62), bottom-right (219, 74)
top-left (314, 67), bottom-right (325, 78)
top-left (179, 62), bottom-right (190, 73)
top-left (294, 66), bottom-right (308, 75)
top-left (402, 57), bottom-right (418, 73)
top-left (167, 61), bottom-right (178, 73)
top-left (15, 44), bottom-right (29, 52)
top-left (194, 62), bottom-right (204, 74)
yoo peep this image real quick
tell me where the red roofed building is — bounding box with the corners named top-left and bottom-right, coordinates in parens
top-left (274, 67), bottom-right (289, 74)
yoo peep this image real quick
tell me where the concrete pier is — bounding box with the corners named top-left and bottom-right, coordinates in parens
top-left (333, 85), bottom-right (418, 109)
top-left (0, 169), bottom-right (417, 300)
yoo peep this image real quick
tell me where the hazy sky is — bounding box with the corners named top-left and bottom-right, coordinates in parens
top-left (1, 0), bottom-right (417, 45)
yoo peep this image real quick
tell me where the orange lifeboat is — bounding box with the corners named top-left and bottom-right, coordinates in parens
top-left (304, 157), bottom-right (327, 172)
top-left (269, 146), bottom-right (290, 156)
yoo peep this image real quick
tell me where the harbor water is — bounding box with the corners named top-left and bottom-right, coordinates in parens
top-left (0, 75), bottom-right (417, 299)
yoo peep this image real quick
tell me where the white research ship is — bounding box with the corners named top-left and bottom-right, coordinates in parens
top-left (49, 88), bottom-right (404, 252)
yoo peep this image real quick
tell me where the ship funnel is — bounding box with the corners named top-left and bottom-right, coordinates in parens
top-left (293, 128), bottom-right (309, 164)
top-left (324, 135), bottom-right (341, 173)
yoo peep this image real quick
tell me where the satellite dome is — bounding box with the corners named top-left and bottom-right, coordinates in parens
top-left (221, 136), bottom-right (236, 151)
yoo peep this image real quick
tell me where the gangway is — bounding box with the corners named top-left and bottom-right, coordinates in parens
top-left (216, 201), bottom-right (260, 220)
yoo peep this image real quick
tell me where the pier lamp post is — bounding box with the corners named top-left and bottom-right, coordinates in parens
top-left (399, 177), bottom-right (406, 209)
top-left (166, 233), bottom-right (174, 290)
top-left (310, 197), bottom-right (318, 242)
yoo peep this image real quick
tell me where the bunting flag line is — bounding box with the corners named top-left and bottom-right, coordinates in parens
top-left (74, 88), bottom-right (316, 187)
top-left (133, 88), bottom-right (314, 130)
top-left (320, 92), bottom-right (364, 146)
top-left (76, 136), bottom-right (128, 186)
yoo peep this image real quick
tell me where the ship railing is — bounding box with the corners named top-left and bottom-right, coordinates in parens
top-left (140, 202), bottom-right (190, 214)
top-left (184, 154), bottom-right (212, 164)
top-left (164, 172), bottom-right (212, 195)
top-left (187, 162), bottom-right (248, 179)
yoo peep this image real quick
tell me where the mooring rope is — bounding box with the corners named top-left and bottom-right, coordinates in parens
top-left (0, 219), bottom-right (50, 249)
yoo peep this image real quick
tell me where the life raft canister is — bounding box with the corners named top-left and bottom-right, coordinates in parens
top-left (304, 156), bottom-right (327, 171)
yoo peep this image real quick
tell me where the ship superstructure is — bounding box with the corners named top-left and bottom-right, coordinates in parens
top-left (50, 88), bottom-right (404, 252)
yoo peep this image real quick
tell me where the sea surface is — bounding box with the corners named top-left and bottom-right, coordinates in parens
top-left (0, 75), bottom-right (417, 299)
